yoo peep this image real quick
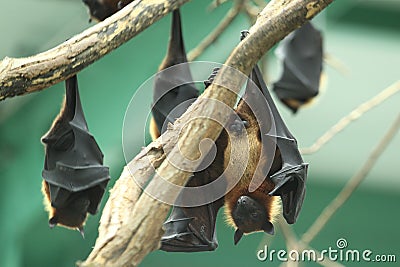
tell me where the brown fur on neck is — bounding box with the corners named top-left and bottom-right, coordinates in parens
top-left (224, 99), bottom-right (280, 233)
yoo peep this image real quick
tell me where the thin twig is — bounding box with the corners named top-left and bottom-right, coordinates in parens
top-left (187, 0), bottom-right (245, 61)
top-left (278, 219), bottom-right (300, 267)
top-left (253, 0), bottom-right (267, 8)
top-left (308, 246), bottom-right (345, 267)
top-left (278, 218), bottom-right (298, 249)
top-left (208, 0), bottom-right (230, 11)
top-left (301, 113), bottom-right (400, 245)
top-left (243, 1), bottom-right (261, 21)
top-left (301, 81), bottom-right (400, 155)
top-left (323, 53), bottom-right (350, 75)
top-left (278, 220), bottom-right (345, 267)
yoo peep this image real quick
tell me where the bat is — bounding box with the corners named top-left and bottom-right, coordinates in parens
top-left (251, 62), bottom-right (308, 225)
top-left (150, 9), bottom-right (199, 139)
top-left (160, 67), bottom-right (227, 252)
top-left (82, 0), bottom-right (133, 22)
top-left (158, 30), bottom-right (307, 251)
top-left (41, 75), bottom-right (110, 235)
top-left (273, 22), bottom-right (323, 113)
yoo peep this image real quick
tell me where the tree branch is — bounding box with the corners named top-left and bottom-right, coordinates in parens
top-left (77, 0), bottom-right (334, 266)
top-left (301, 81), bottom-right (400, 155)
top-left (0, 0), bottom-right (191, 101)
top-left (187, 0), bottom-right (245, 61)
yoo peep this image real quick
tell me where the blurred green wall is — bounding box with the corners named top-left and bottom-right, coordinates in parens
top-left (0, 1), bottom-right (399, 266)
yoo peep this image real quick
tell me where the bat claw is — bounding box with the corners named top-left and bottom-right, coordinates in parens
top-left (78, 227), bottom-right (85, 238)
top-left (240, 30), bottom-right (250, 41)
top-left (204, 67), bottom-right (220, 89)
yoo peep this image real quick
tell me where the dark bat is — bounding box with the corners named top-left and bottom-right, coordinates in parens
top-left (150, 9), bottom-right (199, 139)
top-left (158, 30), bottom-right (307, 251)
top-left (82, 0), bottom-right (133, 22)
top-left (251, 62), bottom-right (308, 225)
top-left (160, 67), bottom-right (227, 252)
top-left (41, 75), bottom-right (110, 235)
top-left (159, 65), bottom-right (279, 251)
top-left (273, 22), bottom-right (323, 113)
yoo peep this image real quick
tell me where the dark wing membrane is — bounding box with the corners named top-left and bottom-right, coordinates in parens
top-left (42, 75), bottom-right (110, 213)
top-left (152, 78), bottom-right (198, 134)
top-left (161, 198), bottom-right (224, 252)
top-left (160, 136), bottom-right (227, 252)
top-left (273, 22), bottom-right (323, 113)
top-left (152, 9), bottom-right (198, 134)
top-left (251, 65), bottom-right (308, 224)
top-left (161, 120), bottom-right (228, 252)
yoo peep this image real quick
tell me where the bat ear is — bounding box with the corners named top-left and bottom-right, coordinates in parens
top-left (262, 221), bottom-right (274, 235)
top-left (41, 136), bottom-right (54, 144)
top-left (234, 229), bottom-right (244, 245)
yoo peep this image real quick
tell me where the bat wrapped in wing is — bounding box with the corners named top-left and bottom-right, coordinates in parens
top-left (41, 75), bottom-right (110, 235)
top-left (273, 22), bottom-right (323, 113)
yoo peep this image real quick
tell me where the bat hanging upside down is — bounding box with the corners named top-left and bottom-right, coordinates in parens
top-left (149, 13), bottom-right (308, 251)
top-left (41, 75), bottom-right (110, 236)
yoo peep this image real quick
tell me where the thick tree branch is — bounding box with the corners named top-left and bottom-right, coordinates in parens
top-left (0, 0), bottom-right (190, 101)
top-left (79, 0), bottom-right (334, 266)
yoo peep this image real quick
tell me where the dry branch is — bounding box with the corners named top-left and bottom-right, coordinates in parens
top-left (0, 0), bottom-right (191, 101)
top-left (301, 81), bottom-right (400, 155)
top-left (77, 0), bottom-right (334, 266)
top-left (187, 0), bottom-right (245, 61)
top-left (301, 113), bottom-right (400, 245)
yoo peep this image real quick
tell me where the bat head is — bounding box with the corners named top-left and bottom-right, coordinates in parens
top-left (48, 191), bottom-right (90, 230)
top-left (231, 195), bottom-right (274, 245)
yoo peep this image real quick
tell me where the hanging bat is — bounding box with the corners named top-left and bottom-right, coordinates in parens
top-left (150, 9), bottom-right (199, 139)
top-left (160, 68), bottom-right (227, 251)
top-left (82, 0), bottom-right (133, 22)
top-left (41, 75), bottom-right (110, 235)
top-left (159, 31), bottom-right (307, 251)
top-left (273, 22), bottom-right (323, 113)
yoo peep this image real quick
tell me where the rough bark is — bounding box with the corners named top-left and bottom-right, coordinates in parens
top-left (78, 0), bottom-right (334, 266)
top-left (0, 0), bottom-right (190, 101)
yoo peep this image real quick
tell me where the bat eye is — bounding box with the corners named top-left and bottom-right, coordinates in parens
top-left (53, 131), bottom-right (74, 151)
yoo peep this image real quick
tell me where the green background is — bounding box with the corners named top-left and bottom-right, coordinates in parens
top-left (0, 1), bottom-right (399, 266)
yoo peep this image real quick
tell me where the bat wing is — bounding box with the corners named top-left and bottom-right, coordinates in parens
top-left (42, 75), bottom-right (110, 213)
top-left (161, 70), bottom-right (227, 251)
top-left (161, 198), bottom-right (224, 252)
top-left (152, 77), bottom-right (198, 134)
top-left (251, 65), bottom-right (308, 224)
top-left (152, 9), bottom-right (199, 134)
top-left (273, 22), bottom-right (323, 113)
top-left (161, 169), bottom-right (225, 252)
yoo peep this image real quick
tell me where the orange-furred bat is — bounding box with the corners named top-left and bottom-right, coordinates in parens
top-left (41, 75), bottom-right (110, 235)
top-left (154, 30), bottom-right (307, 251)
top-left (82, 0), bottom-right (133, 22)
